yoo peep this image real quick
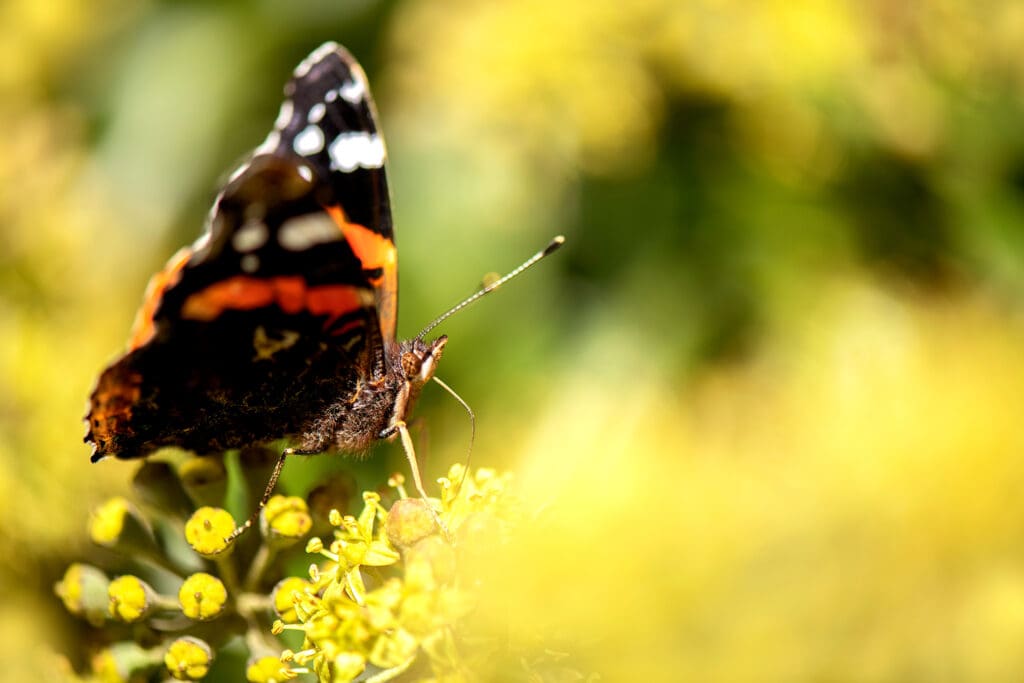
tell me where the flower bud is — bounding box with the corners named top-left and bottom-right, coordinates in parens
top-left (178, 456), bottom-right (228, 508)
top-left (164, 636), bottom-right (214, 680)
top-left (272, 577), bottom-right (312, 623)
top-left (108, 575), bottom-right (156, 623)
top-left (185, 507), bottom-right (236, 557)
top-left (54, 563), bottom-right (109, 626)
top-left (178, 572), bottom-right (228, 621)
top-left (386, 498), bottom-right (438, 549)
top-left (261, 495), bottom-right (313, 545)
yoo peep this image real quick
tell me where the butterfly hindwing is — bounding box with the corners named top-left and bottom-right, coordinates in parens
top-left (86, 43), bottom-right (397, 461)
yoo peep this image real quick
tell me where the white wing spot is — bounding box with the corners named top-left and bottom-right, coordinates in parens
top-left (193, 215), bottom-right (214, 254)
top-left (328, 132), bottom-right (385, 172)
top-left (253, 130), bottom-right (281, 156)
top-left (193, 231), bottom-right (211, 251)
top-left (232, 219), bottom-right (269, 252)
top-left (274, 100), bottom-right (294, 130)
top-left (308, 102), bottom-right (326, 123)
top-left (278, 214), bottom-right (343, 251)
top-left (293, 125), bottom-right (325, 156)
top-left (241, 254), bottom-right (260, 273)
top-left (338, 78), bottom-right (364, 104)
top-left (297, 164), bottom-right (313, 182)
top-left (195, 195), bottom-right (224, 257)
top-left (294, 42), bottom-right (340, 78)
top-left (325, 89), bottom-right (338, 102)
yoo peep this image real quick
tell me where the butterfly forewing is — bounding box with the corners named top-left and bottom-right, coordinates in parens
top-left (267, 43), bottom-right (397, 341)
top-left (274, 43), bottom-right (393, 241)
top-left (86, 43), bottom-right (397, 461)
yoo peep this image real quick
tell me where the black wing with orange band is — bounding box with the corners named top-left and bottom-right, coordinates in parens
top-left (86, 43), bottom-right (398, 460)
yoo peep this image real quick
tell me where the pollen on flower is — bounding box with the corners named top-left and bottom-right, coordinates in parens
top-left (184, 506), bottom-right (236, 556)
top-left (178, 572), bottom-right (228, 620)
top-left (305, 536), bottom-right (324, 554)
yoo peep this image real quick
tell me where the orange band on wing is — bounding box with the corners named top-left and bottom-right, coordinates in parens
top-left (181, 275), bottom-right (368, 332)
top-left (129, 247), bottom-right (193, 350)
top-left (326, 205), bottom-right (397, 341)
top-left (306, 284), bottom-right (364, 318)
top-left (326, 206), bottom-right (396, 278)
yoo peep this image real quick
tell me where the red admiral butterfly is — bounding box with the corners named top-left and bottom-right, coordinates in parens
top-left (85, 43), bottom-right (562, 539)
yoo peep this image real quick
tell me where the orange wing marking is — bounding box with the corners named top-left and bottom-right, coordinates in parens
top-left (128, 247), bottom-right (193, 350)
top-left (326, 205), bottom-right (397, 341)
top-left (181, 276), bottom-right (369, 333)
top-left (87, 364), bottom-right (144, 457)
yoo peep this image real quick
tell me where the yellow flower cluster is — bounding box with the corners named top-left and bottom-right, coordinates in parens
top-left (277, 465), bottom-right (517, 682)
top-left (53, 450), bottom-right (337, 682)
top-left (53, 453), bottom-right (568, 682)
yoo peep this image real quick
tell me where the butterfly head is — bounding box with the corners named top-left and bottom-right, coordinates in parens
top-left (380, 336), bottom-right (447, 438)
top-left (400, 335), bottom-right (447, 389)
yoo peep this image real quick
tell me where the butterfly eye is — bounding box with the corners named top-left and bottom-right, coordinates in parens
top-left (400, 350), bottom-right (423, 379)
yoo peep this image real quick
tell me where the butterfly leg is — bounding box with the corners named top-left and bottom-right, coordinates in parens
top-left (226, 446), bottom-right (315, 543)
top-left (391, 420), bottom-right (449, 539)
top-left (405, 416), bottom-right (430, 468)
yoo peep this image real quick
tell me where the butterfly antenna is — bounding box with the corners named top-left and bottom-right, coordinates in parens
top-left (415, 235), bottom-right (566, 342)
top-left (431, 375), bottom-right (476, 495)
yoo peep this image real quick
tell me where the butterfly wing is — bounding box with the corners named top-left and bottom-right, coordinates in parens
top-left (86, 43), bottom-right (399, 460)
top-left (275, 42), bottom-right (397, 342)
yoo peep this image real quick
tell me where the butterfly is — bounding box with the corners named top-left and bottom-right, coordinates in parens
top-left (85, 42), bottom-right (562, 538)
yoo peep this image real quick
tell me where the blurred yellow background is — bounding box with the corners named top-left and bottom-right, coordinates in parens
top-left (4, 0), bottom-right (1024, 680)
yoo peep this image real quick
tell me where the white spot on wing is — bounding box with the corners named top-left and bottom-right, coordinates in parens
top-left (241, 253), bottom-right (260, 272)
top-left (274, 100), bottom-right (294, 130)
top-left (293, 125), bottom-right (325, 156)
top-left (195, 193), bottom-right (224, 257)
top-left (297, 164), bottom-right (313, 182)
top-left (338, 78), bottom-right (365, 104)
top-left (325, 89), bottom-right (338, 103)
top-left (278, 213), bottom-right (343, 251)
top-left (328, 132), bottom-right (386, 171)
top-left (253, 130), bottom-right (281, 156)
top-left (193, 231), bottom-right (211, 251)
top-left (232, 219), bottom-right (269, 252)
top-left (308, 102), bottom-right (326, 123)
top-left (294, 42), bottom-right (340, 79)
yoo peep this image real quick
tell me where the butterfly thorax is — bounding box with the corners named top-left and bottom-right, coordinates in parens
top-left (298, 335), bottom-right (447, 454)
